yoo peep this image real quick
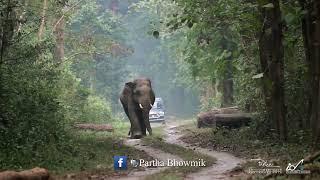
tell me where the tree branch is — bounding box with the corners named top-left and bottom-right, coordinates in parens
top-left (52, 0), bottom-right (84, 33)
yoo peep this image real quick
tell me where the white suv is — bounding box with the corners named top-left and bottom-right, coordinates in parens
top-left (149, 97), bottom-right (165, 122)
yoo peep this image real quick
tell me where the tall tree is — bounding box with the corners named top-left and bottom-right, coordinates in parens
top-left (258, 1), bottom-right (287, 140)
top-left (299, 0), bottom-right (313, 128)
top-left (299, 0), bottom-right (320, 147)
top-left (309, 0), bottom-right (320, 147)
top-left (53, 16), bottom-right (65, 62)
top-left (38, 0), bottom-right (48, 40)
top-left (221, 36), bottom-right (234, 107)
top-left (0, 0), bottom-right (19, 127)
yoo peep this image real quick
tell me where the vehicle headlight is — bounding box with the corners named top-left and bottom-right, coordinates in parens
top-left (159, 111), bottom-right (165, 116)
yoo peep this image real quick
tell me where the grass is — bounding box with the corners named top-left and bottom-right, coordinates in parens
top-left (49, 120), bottom-right (154, 179)
top-left (109, 119), bottom-right (131, 137)
top-left (53, 134), bottom-right (147, 175)
top-left (177, 119), bottom-right (320, 179)
top-left (178, 120), bottom-right (312, 164)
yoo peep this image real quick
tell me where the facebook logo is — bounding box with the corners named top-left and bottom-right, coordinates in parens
top-left (114, 156), bottom-right (127, 170)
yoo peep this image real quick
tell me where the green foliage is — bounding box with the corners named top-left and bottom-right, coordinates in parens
top-left (0, 32), bottom-right (69, 169)
top-left (80, 95), bottom-right (113, 123)
top-left (199, 93), bottom-right (222, 111)
top-left (137, 0), bottom-right (245, 108)
top-left (0, 0), bottom-right (120, 170)
top-left (65, 0), bottom-right (130, 111)
top-left (146, 0), bottom-right (313, 138)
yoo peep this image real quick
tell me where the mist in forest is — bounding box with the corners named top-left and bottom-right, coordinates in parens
top-left (106, 0), bottom-right (200, 117)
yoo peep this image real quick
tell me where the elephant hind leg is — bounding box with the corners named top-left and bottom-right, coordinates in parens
top-left (121, 102), bottom-right (132, 137)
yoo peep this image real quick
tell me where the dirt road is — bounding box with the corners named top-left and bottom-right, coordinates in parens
top-left (120, 121), bottom-right (245, 180)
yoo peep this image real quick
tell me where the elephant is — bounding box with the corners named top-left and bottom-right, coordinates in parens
top-left (120, 78), bottom-right (155, 139)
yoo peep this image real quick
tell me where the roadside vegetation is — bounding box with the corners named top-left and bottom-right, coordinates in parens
top-left (52, 130), bottom-right (152, 178)
top-left (178, 120), bottom-right (320, 179)
top-left (52, 121), bottom-right (154, 178)
top-left (179, 121), bottom-right (310, 164)
top-left (4, 118), bottom-right (153, 178)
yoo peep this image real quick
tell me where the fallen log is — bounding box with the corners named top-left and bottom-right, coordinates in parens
top-left (73, 123), bottom-right (113, 132)
top-left (0, 167), bottom-right (50, 180)
top-left (212, 106), bottom-right (240, 114)
top-left (197, 107), bottom-right (241, 128)
top-left (197, 111), bottom-right (217, 128)
top-left (215, 113), bottom-right (251, 128)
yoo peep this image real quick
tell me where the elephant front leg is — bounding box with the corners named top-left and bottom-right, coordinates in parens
top-left (140, 120), bottom-right (146, 136)
top-left (146, 122), bottom-right (152, 135)
top-left (128, 108), bottom-right (142, 139)
top-left (141, 112), bottom-right (152, 136)
top-left (143, 114), bottom-right (152, 136)
top-left (138, 111), bottom-right (147, 136)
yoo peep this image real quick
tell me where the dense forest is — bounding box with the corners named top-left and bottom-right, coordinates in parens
top-left (0, 0), bottom-right (319, 178)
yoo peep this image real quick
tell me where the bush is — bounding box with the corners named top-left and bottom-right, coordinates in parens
top-left (0, 38), bottom-right (71, 169)
top-left (80, 95), bottom-right (113, 123)
top-left (0, 37), bottom-right (114, 170)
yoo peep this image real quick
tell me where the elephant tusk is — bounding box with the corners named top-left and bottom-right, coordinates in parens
top-left (139, 103), bottom-right (144, 109)
top-left (150, 104), bottom-right (153, 108)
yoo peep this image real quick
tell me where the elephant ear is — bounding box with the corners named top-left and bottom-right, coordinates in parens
top-left (125, 81), bottom-right (135, 90)
top-left (146, 78), bottom-right (152, 87)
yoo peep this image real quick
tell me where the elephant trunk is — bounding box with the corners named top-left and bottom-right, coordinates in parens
top-left (142, 111), bottom-right (152, 135)
top-left (136, 92), bottom-right (154, 136)
top-left (138, 98), bottom-right (152, 110)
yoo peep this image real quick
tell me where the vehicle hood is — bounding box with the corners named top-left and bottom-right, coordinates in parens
top-left (149, 109), bottom-right (164, 114)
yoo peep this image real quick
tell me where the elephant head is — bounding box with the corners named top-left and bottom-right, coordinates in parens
top-left (120, 78), bottom-right (155, 139)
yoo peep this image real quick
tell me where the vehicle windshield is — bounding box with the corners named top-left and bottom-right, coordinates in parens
top-left (152, 99), bottom-right (164, 110)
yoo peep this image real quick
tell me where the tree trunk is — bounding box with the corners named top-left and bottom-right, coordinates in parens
top-left (110, 0), bottom-right (119, 14)
top-left (221, 37), bottom-right (234, 107)
top-left (0, 0), bottom-right (16, 63)
top-left (299, 0), bottom-right (313, 129)
top-left (310, 0), bottom-right (320, 148)
top-left (258, 0), bottom-right (287, 141)
top-left (0, 0), bottom-right (17, 127)
top-left (221, 52), bottom-right (233, 107)
top-left (38, 0), bottom-right (47, 40)
top-left (299, 0), bottom-right (320, 148)
top-left (53, 16), bottom-right (64, 62)
top-left (222, 66), bottom-right (233, 107)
